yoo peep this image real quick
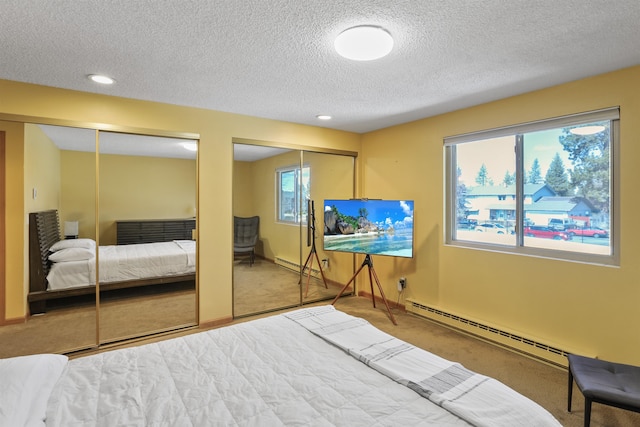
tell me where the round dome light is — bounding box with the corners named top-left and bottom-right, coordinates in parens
top-left (88, 74), bottom-right (115, 85)
top-left (334, 25), bottom-right (393, 61)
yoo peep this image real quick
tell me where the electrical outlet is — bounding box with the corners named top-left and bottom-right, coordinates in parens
top-left (397, 277), bottom-right (406, 292)
top-left (322, 258), bottom-right (329, 269)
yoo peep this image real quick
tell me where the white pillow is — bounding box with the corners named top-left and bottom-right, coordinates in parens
top-left (50, 238), bottom-right (95, 252)
top-left (49, 247), bottom-right (95, 262)
top-left (0, 353), bottom-right (68, 427)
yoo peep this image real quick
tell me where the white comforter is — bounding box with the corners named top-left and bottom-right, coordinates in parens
top-left (47, 240), bottom-right (196, 291)
top-left (44, 306), bottom-right (560, 426)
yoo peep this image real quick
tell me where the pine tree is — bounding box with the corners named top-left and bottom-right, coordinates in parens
top-left (475, 163), bottom-right (490, 186)
top-left (528, 158), bottom-right (542, 184)
top-left (502, 170), bottom-right (515, 186)
top-left (545, 153), bottom-right (571, 196)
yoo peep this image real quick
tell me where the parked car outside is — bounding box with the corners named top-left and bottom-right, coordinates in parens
top-left (548, 218), bottom-right (577, 231)
top-left (475, 222), bottom-right (508, 234)
top-left (524, 226), bottom-right (571, 240)
top-left (457, 218), bottom-right (478, 230)
top-left (566, 227), bottom-right (609, 238)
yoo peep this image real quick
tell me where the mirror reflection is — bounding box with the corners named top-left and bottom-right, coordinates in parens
top-left (0, 124), bottom-right (198, 358)
top-left (98, 131), bottom-right (197, 343)
top-left (232, 143), bottom-right (355, 317)
top-left (0, 124), bottom-right (97, 357)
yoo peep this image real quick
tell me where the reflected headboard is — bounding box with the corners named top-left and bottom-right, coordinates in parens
top-left (29, 210), bottom-right (61, 293)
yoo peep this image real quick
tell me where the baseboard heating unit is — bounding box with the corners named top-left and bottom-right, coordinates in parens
top-left (275, 256), bottom-right (322, 279)
top-left (406, 298), bottom-right (573, 368)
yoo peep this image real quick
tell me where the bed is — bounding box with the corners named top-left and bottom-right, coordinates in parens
top-left (0, 305), bottom-right (562, 426)
top-left (28, 210), bottom-right (196, 314)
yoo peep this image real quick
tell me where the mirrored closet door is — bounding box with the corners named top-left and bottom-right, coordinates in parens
top-left (232, 142), bottom-right (355, 317)
top-left (98, 131), bottom-right (198, 343)
top-left (0, 121), bottom-right (198, 358)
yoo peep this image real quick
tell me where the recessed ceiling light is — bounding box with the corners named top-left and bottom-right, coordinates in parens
top-left (88, 74), bottom-right (115, 85)
top-left (316, 115), bottom-right (332, 120)
top-left (570, 125), bottom-right (605, 135)
top-left (334, 25), bottom-right (393, 61)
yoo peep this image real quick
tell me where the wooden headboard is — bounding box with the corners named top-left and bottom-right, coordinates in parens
top-left (29, 210), bottom-right (61, 293)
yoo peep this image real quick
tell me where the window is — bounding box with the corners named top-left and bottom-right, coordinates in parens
top-left (445, 108), bottom-right (619, 264)
top-left (277, 165), bottom-right (310, 224)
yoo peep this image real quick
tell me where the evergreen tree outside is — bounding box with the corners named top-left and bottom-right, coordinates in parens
top-left (475, 163), bottom-right (490, 186)
top-left (502, 170), bottom-right (515, 186)
top-left (545, 153), bottom-right (571, 196)
top-left (559, 122), bottom-right (610, 212)
top-left (456, 166), bottom-right (469, 220)
top-left (528, 158), bottom-right (542, 184)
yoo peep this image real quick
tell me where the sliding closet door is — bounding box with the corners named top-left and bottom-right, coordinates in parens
top-left (0, 124), bottom-right (99, 357)
top-left (300, 151), bottom-right (355, 303)
top-left (232, 143), bottom-right (356, 318)
top-left (98, 131), bottom-right (197, 343)
top-left (233, 145), bottom-right (302, 316)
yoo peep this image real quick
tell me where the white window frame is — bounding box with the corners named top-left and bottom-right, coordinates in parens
top-left (276, 164), bottom-right (310, 225)
top-left (444, 108), bottom-right (620, 265)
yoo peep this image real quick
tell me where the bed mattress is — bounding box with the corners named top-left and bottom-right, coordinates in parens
top-left (40, 305), bottom-right (560, 426)
top-left (46, 240), bottom-right (195, 291)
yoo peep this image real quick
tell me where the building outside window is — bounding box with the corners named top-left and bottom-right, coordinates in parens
top-left (445, 108), bottom-right (619, 265)
top-left (277, 165), bottom-right (310, 224)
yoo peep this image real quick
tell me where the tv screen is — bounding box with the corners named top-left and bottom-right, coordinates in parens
top-left (323, 199), bottom-right (414, 258)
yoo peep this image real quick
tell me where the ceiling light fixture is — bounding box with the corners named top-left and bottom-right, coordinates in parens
top-left (316, 115), bottom-right (332, 120)
top-left (334, 25), bottom-right (393, 61)
top-left (88, 74), bottom-right (115, 85)
top-left (570, 125), bottom-right (606, 135)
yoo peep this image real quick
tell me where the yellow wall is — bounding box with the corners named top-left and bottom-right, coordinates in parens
top-left (232, 160), bottom-right (254, 217)
top-left (0, 79), bottom-right (361, 323)
top-left (2, 121), bottom-right (24, 320)
top-left (360, 65), bottom-right (640, 364)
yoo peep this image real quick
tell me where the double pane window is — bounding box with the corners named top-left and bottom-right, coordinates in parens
top-left (445, 108), bottom-right (618, 264)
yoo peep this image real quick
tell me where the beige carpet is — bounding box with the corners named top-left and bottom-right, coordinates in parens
top-left (233, 257), bottom-right (352, 316)
top-left (0, 285), bottom-right (196, 357)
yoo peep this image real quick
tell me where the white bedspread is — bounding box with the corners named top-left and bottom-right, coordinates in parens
top-left (47, 240), bottom-right (195, 291)
top-left (285, 305), bottom-right (561, 427)
top-left (44, 306), bottom-right (560, 426)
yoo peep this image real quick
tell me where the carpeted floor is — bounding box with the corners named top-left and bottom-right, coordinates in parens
top-left (233, 257), bottom-right (351, 316)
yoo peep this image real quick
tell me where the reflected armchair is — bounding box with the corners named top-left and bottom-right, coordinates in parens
top-left (233, 216), bottom-right (259, 266)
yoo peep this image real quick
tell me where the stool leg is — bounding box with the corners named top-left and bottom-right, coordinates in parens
top-left (584, 398), bottom-right (592, 427)
top-left (568, 369), bottom-right (573, 412)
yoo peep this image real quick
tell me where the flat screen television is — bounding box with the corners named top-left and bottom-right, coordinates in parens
top-left (323, 199), bottom-right (414, 258)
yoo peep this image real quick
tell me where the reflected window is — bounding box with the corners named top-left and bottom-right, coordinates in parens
top-left (277, 165), bottom-right (309, 224)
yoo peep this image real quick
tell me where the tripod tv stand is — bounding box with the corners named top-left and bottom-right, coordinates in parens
top-left (331, 254), bottom-right (397, 325)
top-left (301, 200), bottom-right (328, 297)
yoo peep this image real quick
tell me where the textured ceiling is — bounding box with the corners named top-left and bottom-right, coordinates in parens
top-left (2, 1), bottom-right (640, 134)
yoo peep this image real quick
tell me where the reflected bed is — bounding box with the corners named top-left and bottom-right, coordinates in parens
top-left (28, 210), bottom-right (195, 314)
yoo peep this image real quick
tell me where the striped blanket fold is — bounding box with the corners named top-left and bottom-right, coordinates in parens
top-left (285, 305), bottom-right (561, 427)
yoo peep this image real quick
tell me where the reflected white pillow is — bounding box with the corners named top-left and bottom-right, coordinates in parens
top-left (49, 247), bottom-right (95, 262)
top-left (50, 238), bottom-right (95, 252)
top-left (0, 353), bottom-right (68, 427)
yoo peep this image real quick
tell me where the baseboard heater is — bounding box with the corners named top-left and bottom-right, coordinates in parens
top-left (406, 298), bottom-right (573, 368)
top-left (274, 256), bottom-right (322, 279)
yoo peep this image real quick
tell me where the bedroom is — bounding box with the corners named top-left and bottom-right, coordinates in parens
top-left (1, 2), bottom-right (640, 425)
top-left (2, 65), bottom-right (639, 426)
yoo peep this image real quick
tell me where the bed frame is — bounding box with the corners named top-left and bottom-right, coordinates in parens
top-left (28, 210), bottom-right (195, 315)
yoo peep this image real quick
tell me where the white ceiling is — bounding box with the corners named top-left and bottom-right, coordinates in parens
top-left (2, 1), bottom-right (640, 134)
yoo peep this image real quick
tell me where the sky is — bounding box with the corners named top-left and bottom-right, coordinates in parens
top-left (456, 129), bottom-right (571, 186)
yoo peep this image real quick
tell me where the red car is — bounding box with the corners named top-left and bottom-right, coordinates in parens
top-left (524, 226), bottom-right (571, 240)
top-left (565, 227), bottom-right (609, 238)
